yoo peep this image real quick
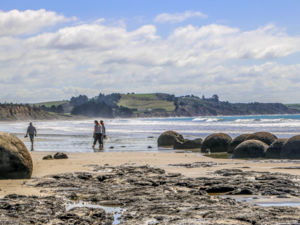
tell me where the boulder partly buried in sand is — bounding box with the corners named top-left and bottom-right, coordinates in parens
top-left (228, 134), bottom-right (251, 153)
top-left (157, 131), bottom-right (184, 147)
top-left (0, 132), bottom-right (33, 179)
top-left (54, 152), bottom-right (68, 159)
top-left (201, 133), bottom-right (232, 153)
top-left (281, 135), bottom-right (300, 159)
top-left (174, 138), bottom-right (202, 150)
top-left (265, 138), bottom-right (287, 158)
top-left (233, 140), bottom-right (268, 158)
top-left (43, 155), bottom-right (53, 160)
top-left (245, 132), bottom-right (277, 145)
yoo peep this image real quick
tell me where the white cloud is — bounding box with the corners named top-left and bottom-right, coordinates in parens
top-left (154, 11), bottom-right (207, 23)
top-left (0, 9), bottom-right (75, 36)
top-left (1, 9), bottom-right (300, 103)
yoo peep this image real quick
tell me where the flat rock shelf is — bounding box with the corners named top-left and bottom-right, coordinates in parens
top-left (1, 165), bottom-right (300, 224)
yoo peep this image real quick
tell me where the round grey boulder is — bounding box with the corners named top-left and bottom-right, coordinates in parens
top-left (174, 138), bottom-right (202, 150)
top-left (245, 132), bottom-right (277, 145)
top-left (233, 140), bottom-right (268, 158)
top-left (201, 133), bottom-right (232, 153)
top-left (157, 131), bottom-right (184, 147)
top-left (0, 132), bottom-right (33, 179)
top-left (228, 134), bottom-right (251, 153)
top-left (265, 138), bottom-right (287, 158)
top-left (281, 135), bottom-right (300, 159)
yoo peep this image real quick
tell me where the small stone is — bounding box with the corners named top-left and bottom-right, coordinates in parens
top-left (53, 152), bottom-right (68, 159)
top-left (42, 155), bottom-right (53, 160)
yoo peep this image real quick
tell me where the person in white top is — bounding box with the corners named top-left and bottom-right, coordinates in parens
top-left (100, 120), bottom-right (106, 149)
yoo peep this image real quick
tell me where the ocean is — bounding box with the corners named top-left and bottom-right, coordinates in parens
top-left (1, 114), bottom-right (300, 152)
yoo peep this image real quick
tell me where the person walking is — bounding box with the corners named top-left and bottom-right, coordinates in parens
top-left (25, 122), bottom-right (37, 151)
top-left (93, 120), bottom-right (103, 150)
top-left (100, 120), bottom-right (106, 149)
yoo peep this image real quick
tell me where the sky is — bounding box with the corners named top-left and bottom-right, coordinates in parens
top-left (1, 0), bottom-right (300, 103)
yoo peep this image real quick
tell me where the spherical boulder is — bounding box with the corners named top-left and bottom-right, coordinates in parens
top-left (265, 138), bottom-right (287, 158)
top-left (233, 140), bottom-right (268, 158)
top-left (201, 133), bottom-right (232, 153)
top-left (281, 135), bottom-right (300, 159)
top-left (0, 132), bottom-right (33, 179)
top-left (228, 134), bottom-right (251, 153)
top-left (245, 132), bottom-right (277, 145)
top-left (157, 131), bottom-right (184, 147)
top-left (174, 138), bottom-right (202, 150)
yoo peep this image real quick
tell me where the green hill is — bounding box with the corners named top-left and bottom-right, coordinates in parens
top-left (118, 93), bottom-right (175, 113)
top-left (29, 93), bottom-right (300, 119)
top-left (285, 104), bottom-right (300, 111)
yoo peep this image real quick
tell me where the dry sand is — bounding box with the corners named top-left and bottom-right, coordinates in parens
top-left (1, 151), bottom-right (300, 197)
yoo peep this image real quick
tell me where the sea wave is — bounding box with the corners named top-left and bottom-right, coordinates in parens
top-left (192, 117), bottom-right (222, 122)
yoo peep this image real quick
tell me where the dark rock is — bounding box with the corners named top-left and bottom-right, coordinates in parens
top-left (281, 135), bottom-right (300, 159)
top-left (206, 186), bottom-right (235, 193)
top-left (233, 140), bottom-right (268, 158)
top-left (266, 138), bottom-right (287, 158)
top-left (53, 152), bottom-right (68, 159)
top-left (0, 132), bottom-right (33, 179)
top-left (245, 131), bottom-right (277, 145)
top-left (201, 133), bottom-right (232, 153)
top-left (109, 146), bottom-right (114, 149)
top-left (157, 130), bottom-right (184, 147)
top-left (42, 155), bottom-right (53, 160)
top-left (147, 146), bottom-right (153, 149)
top-left (228, 134), bottom-right (251, 153)
top-left (173, 138), bottom-right (202, 150)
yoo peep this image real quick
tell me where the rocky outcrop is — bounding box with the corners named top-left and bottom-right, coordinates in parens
top-left (281, 135), bottom-right (300, 159)
top-left (157, 131), bottom-right (184, 147)
top-left (233, 140), bottom-right (268, 158)
top-left (245, 132), bottom-right (277, 145)
top-left (228, 134), bottom-right (251, 153)
top-left (265, 138), bottom-right (287, 158)
top-left (2, 165), bottom-right (300, 224)
top-left (201, 133), bottom-right (232, 153)
top-left (173, 138), bottom-right (202, 150)
top-left (0, 132), bottom-right (33, 179)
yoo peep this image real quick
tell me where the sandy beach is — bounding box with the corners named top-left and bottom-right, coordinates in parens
top-left (1, 151), bottom-right (300, 197)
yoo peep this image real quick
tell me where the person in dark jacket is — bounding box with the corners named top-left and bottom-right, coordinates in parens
top-left (93, 120), bottom-right (103, 150)
top-left (25, 122), bottom-right (37, 151)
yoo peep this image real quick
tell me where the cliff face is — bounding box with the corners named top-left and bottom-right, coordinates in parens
top-left (0, 104), bottom-right (57, 121)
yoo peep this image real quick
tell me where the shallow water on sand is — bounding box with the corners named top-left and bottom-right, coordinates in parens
top-left (1, 114), bottom-right (300, 152)
top-left (65, 201), bottom-right (122, 224)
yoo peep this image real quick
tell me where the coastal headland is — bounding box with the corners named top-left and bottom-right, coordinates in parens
top-left (1, 93), bottom-right (300, 121)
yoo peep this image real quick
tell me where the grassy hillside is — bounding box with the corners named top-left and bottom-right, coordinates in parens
top-left (118, 93), bottom-right (175, 112)
top-left (285, 104), bottom-right (300, 111)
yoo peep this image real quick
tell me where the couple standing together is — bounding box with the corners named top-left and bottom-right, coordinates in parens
top-left (93, 120), bottom-right (106, 150)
